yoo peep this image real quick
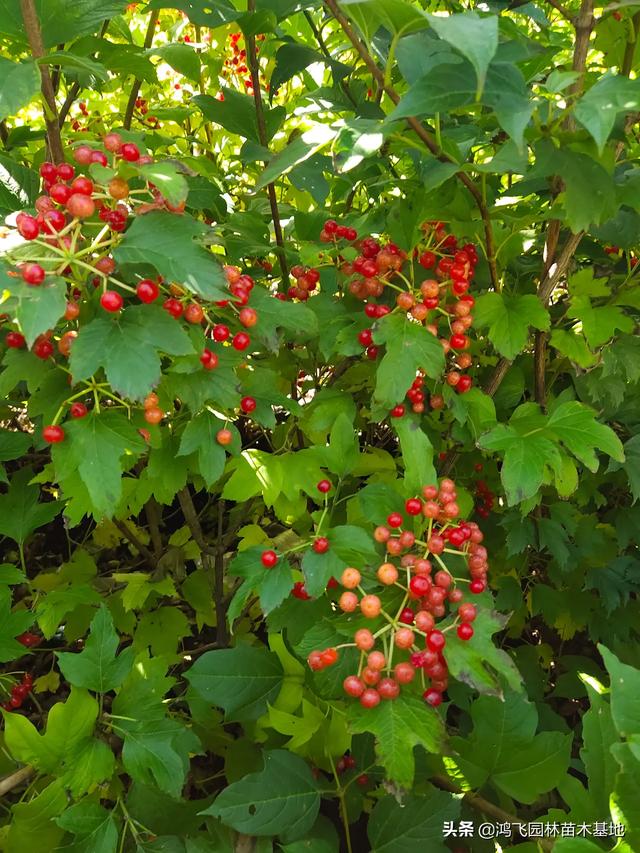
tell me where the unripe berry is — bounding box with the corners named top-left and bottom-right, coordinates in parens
top-left (216, 428), bottom-right (233, 446)
top-left (395, 628), bottom-right (415, 649)
top-left (354, 629), bottom-right (374, 650)
top-left (377, 562), bottom-right (398, 585)
top-left (339, 591), bottom-right (358, 612)
top-left (394, 662), bottom-right (416, 684)
top-left (360, 594), bottom-right (381, 618)
top-left (367, 650), bottom-right (386, 671)
top-left (340, 567), bottom-right (361, 589)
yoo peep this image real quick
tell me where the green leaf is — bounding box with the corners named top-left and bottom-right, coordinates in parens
top-left (568, 295), bottom-right (633, 349)
top-left (193, 90), bottom-right (285, 144)
top-left (7, 779), bottom-right (66, 851)
top-left (301, 548), bottom-right (346, 598)
top-left (549, 329), bottom-right (596, 368)
top-left (348, 694), bottom-right (445, 788)
top-left (546, 401), bottom-right (625, 471)
top-left (622, 434), bottom-right (640, 503)
top-left (0, 58), bottom-right (40, 121)
top-left (479, 424), bottom-right (562, 505)
top-left (340, 0), bottom-right (428, 38)
top-left (451, 691), bottom-right (573, 804)
top-left (580, 680), bottom-right (618, 818)
top-left (36, 583), bottom-right (101, 639)
top-left (255, 125), bottom-right (336, 190)
top-left (325, 412), bottom-right (359, 476)
top-left (3, 687), bottom-right (114, 797)
top-left (394, 416), bottom-right (436, 493)
top-left (113, 211), bottom-right (228, 301)
top-left (150, 43), bottom-right (201, 81)
top-left (372, 313), bottom-right (445, 409)
top-left (0, 0), bottom-right (129, 48)
top-left (147, 0), bottom-right (239, 28)
top-left (70, 305), bottom-right (194, 402)
top-left (10, 276), bottom-right (68, 348)
top-left (57, 605), bottom-right (134, 693)
top-left (51, 411), bottom-right (145, 521)
top-left (557, 151), bottom-right (618, 233)
top-left (473, 292), bottom-right (549, 360)
top-left (574, 73), bottom-right (640, 152)
top-left (202, 750), bottom-right (320, 841)
top-left (0, 587), bottom-right (34, 662)
top-left (599, 644), bottom-right (640, 738)
top-left (368, 789), bottom-right (460, 852)
top-left (444, 609), bottom-right (523, 695)
top-left (177, 410), bottom-right (227, 488)
top-left (0, 154), bottom-right (39, 216)
top-left (38, 51), bottom-right (108, 81)
top-left (56, 801), bottom-right (120, 853)
top-left (0, 467), bottom-right (60, 547)
top-left (138, 161), bottom-right (189, 206)
top-left (248, 286), bottom-right (318, 350)
top-left (426, 11), bottom-right (498, 95)
top-left (186, 645), bottom-right (284, 721)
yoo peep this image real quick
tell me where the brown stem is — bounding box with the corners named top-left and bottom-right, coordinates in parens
top-left (0, 766), bottom-right (34, 797)
top-left (246, 2), bottom-right (288, 281)
top-left (20, 0), bottom-right (64, 163)
top-left (323, 0), bottom-right (499, 289)
top-left (177, 487), bottom-right (211, 550)
top-left (123, 10), bottom-right (159, 131)
top-left (431, 776), bottom-right (554, 851)
top-left (144, 497), bottom-right (163, 559)
top-left (545, 0), bottom-right (573, 21)
top-left (112, 518), bottom-right (157, 568)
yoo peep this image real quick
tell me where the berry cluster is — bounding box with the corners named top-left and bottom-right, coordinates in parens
top-left (1, 672), bottom-right (33, 712)
top-left (219, 31), bottom-right (267, 97)
top-left (305, 479), bottom-right (488, 710)
top-left (285, 264), bottom-right (321, 302)
top-left (474, 476), bottom-right (496, 519)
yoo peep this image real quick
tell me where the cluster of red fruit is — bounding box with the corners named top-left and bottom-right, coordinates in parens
top-left (1, 672), bottom-right (33, 712)
top-left (219, 32), bottom-right (267, 97)
top-left (304, 478), bottom-right (488, 710)
top-left (285, 264), bottom-right (321, 301)
top-left (474, 476), bottom-right (495, 519)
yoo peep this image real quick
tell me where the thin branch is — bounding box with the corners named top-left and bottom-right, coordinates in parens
top-left (0, 766), bottom-right (34, 797)
top-left (112, 518), bottom-right (157, 568)
top-left (20, 0), bottom-right (64, 163)
top-left (144, 496), bottom-right (163, 559)
top-left (123, 10), bottom-right (159, 131)
top-left (431, 776), bottom-right (554, 851)
top-left (246, 1), bottom-right (288, 281)
top-left (177, 487), bottom-right (216, 555)
top-left (323, 0), bottom-right (499, 290)
top-left (545, 0), bottom-right (573, 22)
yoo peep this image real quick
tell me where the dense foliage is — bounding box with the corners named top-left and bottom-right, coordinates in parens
top-left (0, 0), bottom-right (639, 850)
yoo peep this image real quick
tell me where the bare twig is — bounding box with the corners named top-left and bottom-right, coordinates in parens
top-left (323, 0), bottom-right (499, 289)
top-left (0, 766), bottom-right (34, 797)
top-left (123, 10), bottom-right (159, 130)
top-left (177, 487), bottom-right (214, 554)
top-left (20, 0), bottom-right (64, 163)
top-left (112, 518), bottom-right (157, 568)
top-left (246, 0), bottom-right (288, 281)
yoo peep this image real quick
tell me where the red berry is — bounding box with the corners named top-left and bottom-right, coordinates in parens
top-left (17, 214), bottom-right (39, 240)
top-left (470, 579), bottom-right (486, 594)
top-left (399, 607), bottom-right (415, 624)
top-left (291, 581), bottom-right (310, 600)
top-left (457, 623), bottom-right (474, 641)
top-left (43, 425), bottom-right (64, 443)
top-left (232, 332), bottom-right (250, 351)
top-left (343, 675), bottom-right (365, 697)
top-left (409, 575), bottom-right (430, 597)
top-left (121, 143), bottom-right (141, 162)
top-left (238, 307), bottom-right (257, 327)
top-left (100, 290), bottom-right (123, 312)
top-left (366, 346), bottom-right (378, 360)
top-left (212, 324), bottom-right (230, 342)
top-left (390, 404), bottom-right (405, 418)
top-left (163, 298), bottom-right (183, 318)
top-left (49, 182), bottom-right (72, 204)
top-left (137, 279), bottom-right (160, 303)
top-left (378, 678), bottom-right (400, 700)
top-left (405, 498), bottom-right (422, 515)
top-left (70, 402), bottom-right (88, 419)
top-left (423, 688), bottom-right (443, 707)
top-left (358, 328), bottom-right (373, 347)
top-left (66, 193), bottom-right (95, 218)
top-left (6, 331), bottom-right (26, 348)
top-left (317, 479), bottom-right (331, 493)
top-left (40, 162), bottom-right (57, 181)
top-left (33, 338), bottom-right (54, 359)
top-left (387, 512), bottom-right (403, 528)
top-left (70, 176), bottom-right (94, 196)
top-left (313, 537), bottom-right (329, 554)
top-left (359, 688), bottom-right (381, 709)
top-left (457, 375), bottom-right (473, 393)
top-left (426, 630), bottom-right (446, 652)
top-left (240, 396), bottom-right (256, 413)
top-left (261, 550), bottom-right (278, 568)
top-left (22, 263), bottom-right (45, 285)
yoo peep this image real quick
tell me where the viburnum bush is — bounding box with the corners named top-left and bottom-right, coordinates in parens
top-left (0, 1), bottom-right (639, 851)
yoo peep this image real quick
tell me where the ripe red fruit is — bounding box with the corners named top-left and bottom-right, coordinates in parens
top-left (317, 479), bottom-right (331, 493)
top-left (395, 662), bottom-right (416, 684)
top-left (70, 176), bottom-right (94, 196)
top-left (216, 428), bottom-right (233, 446)
top-left (40, 162), bottom-right (57, 181)
top-left (291, 580), bottom-right (310, 599)
top-left (49, 182), bottom-right (72, 204)
top-left (6, 331), bottom-right (26, 348)
top-left (343, 675), bottom-right (365, 697)
top-left (238, 307), bottom-right (257, 327)
top-left (378, 678), bottom-right (400, 700)
top-left (33, 338), bottom-right (54, 359)
top-left (232, 332), bottom-right (250, 351)
top-left (22, 263), bottom-right (45, 285)
top-left (185, 303), bottom-right (205, 324)
top-left (43, 425), bottom-right (64, 443)
top-left (240, 396), bottom-right (256, 413)
top-left (470, 579), bottom-right (486, 594)
top-left (308, 651), bottom-right (323, 671)
top-left (423, 688), bottom-right (443, 707)
top-left (387, 512), bottom-right (403, 528)
top-left (212, 324), bottom-right (230, 342)
top-left (457, 375), bottom-right (473, 393)
top-left (366, 345), bottom-right (379, 360)
top-left (163, 298), bottom-right (183, 318)
top-left (358, 328), bottom-right (373, 346)
top-left (405, 498), bottom-right (422, 515)
top-left (70, 402), bottom-right (88, 419)
top-left (137, 279), bottom-right (160, 303)
top-left (458, 603), bottom-right (477, 622)
top-left (261, 550), bottom-right (278, 568)
top-left (359, 688), bottom-right (381, 709)
top-left (17, 214), bottom-right (39, 240)
top-left (42, 209), bottom-right (66, 231)
top-left (103, 132), bottom-right (123, 153)
top-left (426, 630), bottom-right (446, 652)
top-left (66, 193), bottom-right (95, 218)
top-left (409, 575), bottom-right (430, 597)
top-left (121, 142), bottom-right (141, 162)
top-left (200, 349), bottom-right (218, 369)
top-left (320, 648), bottom-right (338, 666)
top-left (73, 146), bottom-right (93, 165)
top-left (100, 290), bottom-right (123, 312)
top-left (313, 537), bottom-right (329, 554)
top-left (390, 404), bottom-right (405, 418)
top-left (457, 623), bottom-right (474, 641)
